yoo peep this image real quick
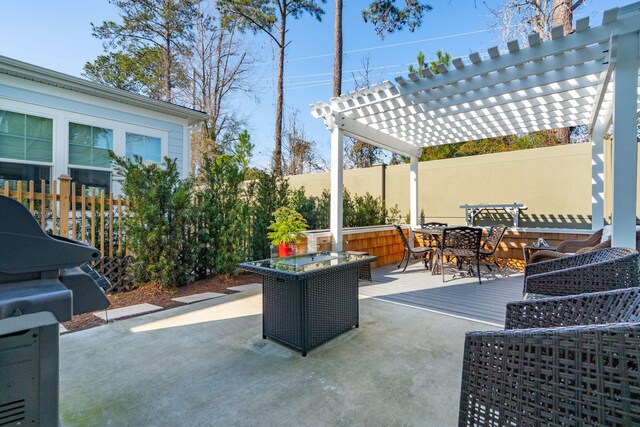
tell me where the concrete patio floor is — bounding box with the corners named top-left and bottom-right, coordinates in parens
top-left (59, 268), bottom-right (510, 427)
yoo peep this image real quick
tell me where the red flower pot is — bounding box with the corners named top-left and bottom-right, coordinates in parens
top-left (278, 242), bottom-right (295, 257)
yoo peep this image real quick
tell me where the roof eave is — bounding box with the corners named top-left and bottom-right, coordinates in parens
top-left (0, 55), bottom-right (209, 125)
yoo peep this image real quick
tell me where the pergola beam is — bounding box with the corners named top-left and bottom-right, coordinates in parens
top-left (397, 114), bottom-right (591, 144)
top-left (350, 61), bottom-right (604, 123)
top-left (359, 82), bottom-right (604, 136)
top-left (336, 114), bottom-right (421, 157)
top-left (374, 93), bottom-right (598, 136)
top-left (589, 34), bottom-right (617, 134)
top-left (410, 44), bottom-right (605, 106)
top-left (405, 117), bottom-right (590, 147)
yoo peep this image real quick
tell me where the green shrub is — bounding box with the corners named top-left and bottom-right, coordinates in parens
top-left (195, 131), bottom-right (253, 276)
top-left (113, 155), bottom-right (195, 287)
top-left (246, 170), bottom-right (289, 260)
top-left (113, 129), bottom-right (405, 287)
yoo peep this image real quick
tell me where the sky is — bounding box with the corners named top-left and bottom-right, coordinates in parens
top-left (0, 0), bottom-right (632, 169)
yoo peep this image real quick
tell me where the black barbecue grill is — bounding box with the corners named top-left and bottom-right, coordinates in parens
top-left (0, 195), bottom-right (110, 426)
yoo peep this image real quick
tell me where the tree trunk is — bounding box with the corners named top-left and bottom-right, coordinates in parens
top-left (273, 17), bottom-right (286, 176)
top-left (333, 0), bottom-right (343, 97)
top-left (552, 0), bottom-right (572, 143)
top-left (552, 0), bottom-right (572, 34)
top-left (165, 34), bottom-right (172, 103)
top-left (211, 25), bottom-right (226, 147)
top-left (532, 0), bottom-right (546, 40)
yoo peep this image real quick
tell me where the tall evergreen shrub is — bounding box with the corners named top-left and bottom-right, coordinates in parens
top-left (195, 131), bottom-right (253, 276)
top-left (113, 155), bottom-right (195, 287)
top-left (246, 171), bottom-right (289, 260)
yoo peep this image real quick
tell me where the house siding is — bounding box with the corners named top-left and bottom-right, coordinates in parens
top-left (0, 76), bottom-right (191, 182)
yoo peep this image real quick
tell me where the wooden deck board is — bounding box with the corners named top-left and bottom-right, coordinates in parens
top-left (361, 263), bottom-right (524, 326)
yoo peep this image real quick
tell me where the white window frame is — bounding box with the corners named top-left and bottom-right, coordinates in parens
top-left (0, 97), bottom-right (171, 194)
top-left (67, 119), bottom-right (115, 173)
top-left (121, 127), bottom-right (168, 164)
top-left (0, 103), bottom-right (56, 172)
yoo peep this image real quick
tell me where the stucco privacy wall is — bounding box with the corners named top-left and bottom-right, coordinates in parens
top-left (0, 74), bottom-right (190, 178)
top-left (288, 144), bottom-right (605, 229)
top-left (287, 163), bottom-right (386, 199)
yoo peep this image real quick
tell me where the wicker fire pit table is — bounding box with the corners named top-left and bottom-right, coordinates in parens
top-left (240, 251), bottom-right (376, 356)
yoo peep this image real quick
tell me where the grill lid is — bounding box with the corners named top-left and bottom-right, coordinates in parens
top-left (0, 196), bottom-right (100, 275)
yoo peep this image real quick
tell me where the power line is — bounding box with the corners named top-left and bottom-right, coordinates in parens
top-left (261, 63), bottom-right (408, 81)
top-left (256, 69), bottom-right (407, 91)
top-left (254, 28), bottom-right (491, 66)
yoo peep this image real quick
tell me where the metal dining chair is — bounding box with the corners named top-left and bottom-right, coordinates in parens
top-left (434, 226), bottom-right (483, 283)
top-left (417, 222), bottom-right (448, 270)
top-left (395, 225), bottom-right (431, 273)
top-left (479, 225), bottom-right (508, 271)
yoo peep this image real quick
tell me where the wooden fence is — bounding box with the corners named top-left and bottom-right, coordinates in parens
top-left (1, 175), bottom-right (129, 258)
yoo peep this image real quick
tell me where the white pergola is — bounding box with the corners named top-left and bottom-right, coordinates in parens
top-left (311, 2), bottom-right (640, 251)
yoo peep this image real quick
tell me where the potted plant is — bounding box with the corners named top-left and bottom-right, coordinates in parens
top-left (267, 207), bottom-right (308, 257)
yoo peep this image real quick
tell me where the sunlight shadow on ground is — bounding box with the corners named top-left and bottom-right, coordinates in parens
top-left (130, 292), bottom-right (262, 333)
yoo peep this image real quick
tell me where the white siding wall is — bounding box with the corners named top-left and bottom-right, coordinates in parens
top-left (0, 74), bottom-right (191, 191)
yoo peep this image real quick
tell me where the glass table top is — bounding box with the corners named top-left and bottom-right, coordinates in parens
top-left (240, 251), bottom-right (374, 275)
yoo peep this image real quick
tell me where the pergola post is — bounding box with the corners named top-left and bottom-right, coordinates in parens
top-left (611, 31), bottom-right (640, 248)
top-left (409, 156), bottom-right (419, 229)
top-left (330, 126), bottom-right (344, 252)
top-left (591, 123), bottom-right (606, 231)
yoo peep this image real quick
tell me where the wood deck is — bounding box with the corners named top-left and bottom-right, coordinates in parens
top-left (360, 261), bottom-right (524, 326)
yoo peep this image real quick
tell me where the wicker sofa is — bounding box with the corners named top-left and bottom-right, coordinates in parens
top-left (523, 247), bottom-right (639, 297)
top-left (459, 287), bottom-right (640, 426)
top-left (530, 228), bottom-right (640, 263)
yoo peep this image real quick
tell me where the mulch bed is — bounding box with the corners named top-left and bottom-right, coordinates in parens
top-left (62, 272), bottom-right (261, 333)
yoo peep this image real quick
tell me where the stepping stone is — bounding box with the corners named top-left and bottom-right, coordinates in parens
top-left (93, 303), bottom-right (162, 321)
top-left (172, 292), bottom-right (225, 304)
top-left (59, 324), bottom-right (68, 334)
top-left (227, 283), bottom-right (262, 292)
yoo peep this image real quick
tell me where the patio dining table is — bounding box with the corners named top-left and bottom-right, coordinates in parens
top-left (412, 225), bottom-right (485, 244)
top-left (412, 225), bottom-right (451, 248)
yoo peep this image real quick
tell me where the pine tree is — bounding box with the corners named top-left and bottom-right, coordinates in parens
top-left (218, 0), bottom-right (326, 177)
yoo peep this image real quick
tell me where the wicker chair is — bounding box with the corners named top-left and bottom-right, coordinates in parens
top-left (479, 225), bottom-right (507, 271)
top-left (530, 229), bottom-right (640, 263)
top-left (459, 287), bottom-right (640, 427)
top-left (395, 225), bottom-right (431, 273)
top-left (434, 226), bottom-right (483, 284)
top-left (529, 229), bottom-right (603, 263)
top-left (523, 247), bottom-right (640, 297)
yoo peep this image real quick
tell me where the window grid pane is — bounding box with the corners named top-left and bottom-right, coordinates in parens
top-left (0, 110), bottom-right (52, 163)
top-left (126, 133), bottom-right (161, 164)
top-left (69, 122), bottom-right (113, 168)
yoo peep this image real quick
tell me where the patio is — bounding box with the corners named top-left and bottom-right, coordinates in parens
top-left (2, 2), bottom-right (638, 425)
top-left (58, 265), bottom-right (515, 426)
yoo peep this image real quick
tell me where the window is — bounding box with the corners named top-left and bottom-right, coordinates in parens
top-left (69, 168), bottom-right (111, 195)
top-left (0, 109), bottom-right (53, 162)
top-left (0, 161), bottom-right (50, 191)
top-left (69, 123), bottom-right (113, 168)
top-left (126, 132), bottom-right (162, 164)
